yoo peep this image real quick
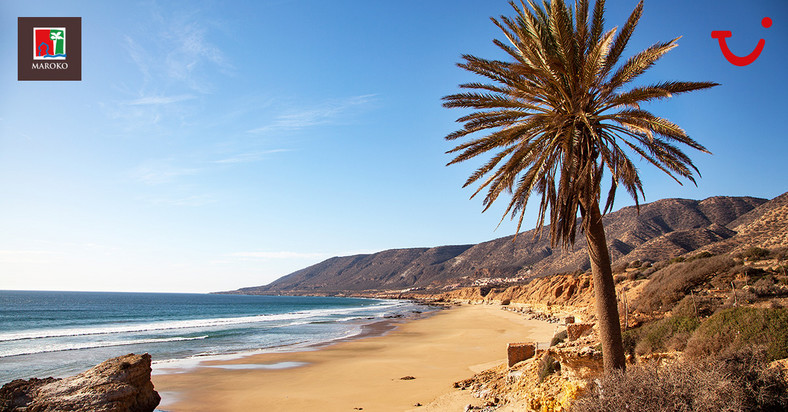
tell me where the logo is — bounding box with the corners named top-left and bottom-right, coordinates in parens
top-left (711, 17), bottom-right (772, 66)
top-left (33, 27), bottom-right (67, 60)
top-left (18, 17), bottom-right (81, 81)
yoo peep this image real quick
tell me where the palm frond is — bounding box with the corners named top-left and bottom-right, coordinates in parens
top-left (602, 1), bottom-right (643, 74)
top-left (443, 0), bottom-right (717, 247)
top-left (605, 37), bottom-right (679, 91)
top-left (588, 0), bottom-right (606, 48)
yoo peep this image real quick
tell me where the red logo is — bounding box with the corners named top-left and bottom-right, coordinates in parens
top-left (711, 17), bottom-right (771, 66)
top-left (33, 27), bottom-right (67, 60)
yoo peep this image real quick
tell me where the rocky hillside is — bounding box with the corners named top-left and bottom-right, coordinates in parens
top-left (700, 191), bottom-right (788, 255)
top-left (226, 194), bottom-right (784, 295)
top-left (232, 245), bottom-right (474, 293)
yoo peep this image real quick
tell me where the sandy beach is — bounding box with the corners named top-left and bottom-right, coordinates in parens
top-left (153, 304), bottom-right (556, 412)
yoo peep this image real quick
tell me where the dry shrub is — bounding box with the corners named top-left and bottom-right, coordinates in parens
top-left (709, 270), bottom-right (737, 290)
top-left (714, 347), bottom-right (788, 410)
top-left (751, 276), bottom-right (783, 297)
top-left (651, 259), bottom-right (671, 271)
top-left (572, 347), bottom-right (788, 412)
top-left (625, 271), bottom-right (644, 281)
top-left (612, 262), bottom-right (629, 273)
top-left (774, 246), bottom-right (788, 260)
top-left (685, 306), bottom-right (788, 361)
top-left (641, 266), bottom-right (657, 277)
top-left (635, 255), bottom-right (735, 313)
top-left (721, 288), bottom-right (758, 308)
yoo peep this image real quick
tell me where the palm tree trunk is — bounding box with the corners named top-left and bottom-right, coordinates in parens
top-left (584, 200), bottom-right (626, 371)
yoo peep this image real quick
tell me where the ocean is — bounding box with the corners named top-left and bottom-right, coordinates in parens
top-left (0, 290), bottom-right (428, 383)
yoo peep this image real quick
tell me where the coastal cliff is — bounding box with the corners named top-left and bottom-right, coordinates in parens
top-left (0, 353), bottom-right (160, 412)
top-left (438, 274), bottom-right (594, 308)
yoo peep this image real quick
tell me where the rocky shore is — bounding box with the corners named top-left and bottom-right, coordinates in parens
top-left (0, 353), bottom-right (160, 412)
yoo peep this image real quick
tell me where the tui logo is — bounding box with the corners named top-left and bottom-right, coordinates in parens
top-left (711, 17), bottom-right (772, 66)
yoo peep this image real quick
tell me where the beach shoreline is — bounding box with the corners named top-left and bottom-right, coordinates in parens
top-left (149, 308), bottom-right (432, 378)
top-left (152, 303), bottom-right (556, 411)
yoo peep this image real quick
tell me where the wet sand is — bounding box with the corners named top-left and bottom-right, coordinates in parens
top-left (153, 304), bottom-right (556, 412)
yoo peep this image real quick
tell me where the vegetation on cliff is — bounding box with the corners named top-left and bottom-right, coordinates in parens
top-left (441, 245), bottom-right (788, 411)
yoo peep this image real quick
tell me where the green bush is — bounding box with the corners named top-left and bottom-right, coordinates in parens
top-left (622, 315), bottom-right (700, 356)
top-left (686, 251), bottom-right (713, 262)
top-left (740, 247), bottom-right (770, 261)
top-left (671, 293), bottom-right (719, 318)
top-left (685, 307), bottom-right (788, 361)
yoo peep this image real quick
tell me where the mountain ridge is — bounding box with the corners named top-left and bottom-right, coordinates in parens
top-left (224, 193), bottom-right (785, 295)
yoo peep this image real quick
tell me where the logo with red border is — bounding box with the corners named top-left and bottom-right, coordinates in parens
top-left (33, 27), bottom-right (67, 60)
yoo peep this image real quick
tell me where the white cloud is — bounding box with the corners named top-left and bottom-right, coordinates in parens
top-left (124, 35), bottom-right (151, 83)
top-left (126, 95), bottom-right (196, 106)
top-left (143, 193), bottom-right (218, 207)
top-left (121, 8), bottom-right (232, 96)
top-left (247, 94), bottom-right (377, 134)
top-left (211, 149), bottom-right (291, 164)
top-left (162, 20), bottom-right (231, 93)
top-left (131, 163), bottom-right (202, 185)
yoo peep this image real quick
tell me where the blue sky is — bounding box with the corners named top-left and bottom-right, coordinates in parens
top-left (1, 0), bottom-right (786, 293)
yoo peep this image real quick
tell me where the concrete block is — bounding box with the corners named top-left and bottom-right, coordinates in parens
top-left (507, 342), bottom-right (536, 367)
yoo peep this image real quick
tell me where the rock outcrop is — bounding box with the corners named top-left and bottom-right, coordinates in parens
top-left (453, 330), bottom-right (603, 411)
top-left (0, 353), bottom-right (160, 412)
top-left (434, 273), bottom-right (597, 317)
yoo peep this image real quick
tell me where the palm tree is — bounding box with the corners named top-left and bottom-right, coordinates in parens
top-left (50, 30), bottom-right (64, 56)
top-left (443, 0), bottom-right (717, 371)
